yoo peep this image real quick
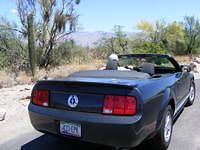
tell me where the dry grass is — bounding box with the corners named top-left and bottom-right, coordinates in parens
top-left (37, 59), bottom-right (104, 79)
top-left (175, 56), bottom-right (191, 62)
top-left (175, 56), bottom-right (192, 64)
top-left (0, 71), bottom-right (14, 88)
top-left (175, 55), bottom-right (200, 64)
top-left (0, 59), bottom-right (104, 88)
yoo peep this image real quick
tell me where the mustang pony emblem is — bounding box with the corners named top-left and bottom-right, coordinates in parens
top-left (67, 95), bottom-right (79, 108)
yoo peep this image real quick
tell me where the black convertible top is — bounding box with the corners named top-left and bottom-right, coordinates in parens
top-left (68, 70), bottom-right (150, 80)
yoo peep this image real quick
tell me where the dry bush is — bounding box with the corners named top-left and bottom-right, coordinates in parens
top-left (41, 59), bottom-right (104, 79)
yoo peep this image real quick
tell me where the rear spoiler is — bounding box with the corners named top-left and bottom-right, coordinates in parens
top-left (37, 80), bottom-right (135, 90)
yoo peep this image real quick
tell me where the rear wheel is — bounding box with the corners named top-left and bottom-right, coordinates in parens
top-left (149, 105), bottom-right (173, 150)
top-left (186, 81), bottom-right (195, 106)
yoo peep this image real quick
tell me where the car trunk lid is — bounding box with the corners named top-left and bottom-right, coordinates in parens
top-left (34, 77), bottom-right (138, 113)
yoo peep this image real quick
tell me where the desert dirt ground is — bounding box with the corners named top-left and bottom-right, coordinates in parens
top-left (0, 84), bottom-right (34, 146)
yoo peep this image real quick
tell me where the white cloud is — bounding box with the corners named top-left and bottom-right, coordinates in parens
top-left (11, 9), bottom-right (18, 14)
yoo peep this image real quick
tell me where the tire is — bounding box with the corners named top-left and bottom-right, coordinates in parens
top-left (149, 105), bottom-right (173, 150)
top-left (186, 81), bottom-right (195, 106)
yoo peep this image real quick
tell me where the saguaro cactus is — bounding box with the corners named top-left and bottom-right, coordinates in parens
top-left (27, 13), bottom-right (36, 76)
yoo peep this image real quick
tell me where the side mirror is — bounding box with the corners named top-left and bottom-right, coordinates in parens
top-left (181, 65), bottom-right (191, 72)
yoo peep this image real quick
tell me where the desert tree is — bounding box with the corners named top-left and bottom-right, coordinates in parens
top-left (0, 17), bottom-right (28, 78)
top-left (182, 16), bottom-right (200, 57)
top-left (136, 19), bottom-right (185, 53)
top-left (114, 25), bottom-right (128, 53)
top-left (17, 0), bottom-right (80, 68)
top-left (137, 19), bottom-right (167, 43)
top-left (94, 25), bottom-right (130, 58)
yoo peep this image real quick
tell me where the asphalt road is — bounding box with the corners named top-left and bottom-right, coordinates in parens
top-left (0, 80), bottom-right (199, 150)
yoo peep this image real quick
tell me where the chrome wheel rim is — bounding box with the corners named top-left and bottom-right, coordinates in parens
top-left (189, 85), bottom-right (195, 103)
top-left (164, 111), bottom-right (172, 143)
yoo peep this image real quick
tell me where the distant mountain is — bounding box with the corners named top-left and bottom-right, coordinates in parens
top-left (68, 31), bottom-right (133, 47)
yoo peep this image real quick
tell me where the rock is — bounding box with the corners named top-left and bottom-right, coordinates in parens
top-left (20, 96), bottom-right (31, 101)
top-left (20, 88), bottom-right (30, 92)
top-left (0, 83), bottom-right (3, 89)
top-left (194, 57), bottom-right (200, 64)
top-left (0, 109), bottom-right (6, 121)
top-left (43, 75), bottom-right (48, 80)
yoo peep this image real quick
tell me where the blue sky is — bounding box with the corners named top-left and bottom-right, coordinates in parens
top-left (1, 0), bottom-right (200, 32)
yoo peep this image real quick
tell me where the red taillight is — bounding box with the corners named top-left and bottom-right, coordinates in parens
top-left (102, 95), bottom-right (136, 115)
top-left (32, 90), bottom-right (49, 107)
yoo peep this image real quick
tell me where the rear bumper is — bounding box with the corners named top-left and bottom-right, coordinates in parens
top-left (28, 103), bottom-right (146, 148)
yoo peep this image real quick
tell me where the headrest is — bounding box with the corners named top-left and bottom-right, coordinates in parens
top-left (142, 63), bottom-right (155, 75)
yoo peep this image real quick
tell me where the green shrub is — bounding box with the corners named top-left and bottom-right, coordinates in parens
top-left (0, 51), bottom-right (8, 69)
top-left (132, 42), bottom-right (167, 54)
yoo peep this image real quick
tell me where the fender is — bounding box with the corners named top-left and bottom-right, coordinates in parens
top-left (156, 88), bottom-right (176, 130)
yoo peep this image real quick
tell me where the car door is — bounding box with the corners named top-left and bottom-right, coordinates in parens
top-left (175, 71), bottom-right (190, 104)
top-left (182, 71), bottom-right (191, 95)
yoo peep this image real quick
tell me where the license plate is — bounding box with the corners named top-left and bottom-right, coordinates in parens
top-left (60, 121), bottom-right (81, 137)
